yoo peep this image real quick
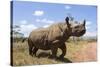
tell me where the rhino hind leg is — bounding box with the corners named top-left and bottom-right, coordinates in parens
top-left (59, 43), bottom-right (66, 58)
top-left (28, 45), bottom-right (33, 56)
top-left (32, 47), bottom-right (38, 56)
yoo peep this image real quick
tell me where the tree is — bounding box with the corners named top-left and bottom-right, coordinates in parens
top-left (12, 25), bottom-right (24, 38)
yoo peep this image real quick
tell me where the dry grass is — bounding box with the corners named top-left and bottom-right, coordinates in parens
top-left (12, 40), bottom-right (97, 66)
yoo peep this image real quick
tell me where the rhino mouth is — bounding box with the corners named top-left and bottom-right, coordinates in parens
top-left (77, 30), bottom-right (86, 37)
top-left (72, 30), bottom-right (86, 37)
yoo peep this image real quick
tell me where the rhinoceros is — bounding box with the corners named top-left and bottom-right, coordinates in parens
top-left (28, 17), bottom-right (86, 58)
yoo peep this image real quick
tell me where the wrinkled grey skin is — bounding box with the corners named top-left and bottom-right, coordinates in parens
top-left (28, 17), bottom-right (86, 58)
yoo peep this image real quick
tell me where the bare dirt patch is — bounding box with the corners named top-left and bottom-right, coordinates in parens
top-left (67, 42), bottom-right (97, 62)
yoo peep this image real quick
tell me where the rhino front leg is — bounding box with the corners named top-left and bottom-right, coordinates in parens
top-left (50, 40), bottom-right (59, 58)
top-left (50, 47), bottom-right (58, 58)
top-left (59, 43), bottom-right (66, 58)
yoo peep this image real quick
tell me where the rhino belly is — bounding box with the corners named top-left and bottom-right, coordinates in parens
top-left (32, 38), bottom-right (51, 50)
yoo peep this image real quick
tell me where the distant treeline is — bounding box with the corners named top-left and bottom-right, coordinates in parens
top-left (12, 36), bottom-right (97, 43)
top-left (12, 37), bottom-right (27, 42)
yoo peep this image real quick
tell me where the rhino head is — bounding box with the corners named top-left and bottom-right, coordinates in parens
top-left (65, 17), bottom-right (86, 37)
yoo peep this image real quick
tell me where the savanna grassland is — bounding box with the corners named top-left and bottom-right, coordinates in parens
top-left (12, 40), bottom-right (97, 66)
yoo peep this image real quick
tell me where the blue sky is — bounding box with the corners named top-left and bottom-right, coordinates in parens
top-left (12, 1), bottom-right (97, 37)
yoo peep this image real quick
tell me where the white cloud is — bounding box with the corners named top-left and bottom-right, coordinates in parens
top-left (18, 18), bottom-right (54, 37)
top-left (20, 24), bottom-right (37, 37)
top-left (43, 25), bottom-right (50, 28)
top-left (36, 18), bottom-right (54, 24)
top-left (20, 20), bottom-right (27, 25)
top-left (65, 5), bottom-right (71, 10)
top-left (84, 31), bottom-right (97, 37)
top-left (36, 19), bottom-right (41, 22)
top-left (86, 21), bottom-right (92, 26)
top-left (86, 21), bottom-right (92, 29)
top-left (84, 21), bottom-right (97, 37)
top-left (42, 18), bottom-right (54, 24)
top-left (86, 26), bottom-right (91, 30)
top-left (33, 10), bottom-right (44, 16)
top-left (18, 20), bottom-right (38, 37)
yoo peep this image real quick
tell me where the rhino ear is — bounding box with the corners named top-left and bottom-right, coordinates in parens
top-left (65, 17), bottom-right (70, 26)
top-left (83, 19), bottom-right (86, 26)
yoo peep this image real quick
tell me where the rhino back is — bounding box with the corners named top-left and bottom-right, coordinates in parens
top-left (29, 28), bottom-right (49, 42)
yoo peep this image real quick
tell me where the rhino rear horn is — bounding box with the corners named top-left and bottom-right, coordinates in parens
top-left (83, 19), bottom-right (86, 26)
top-left (65, 17), bottom-right (70, 28)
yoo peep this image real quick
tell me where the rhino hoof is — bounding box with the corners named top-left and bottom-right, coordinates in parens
top-left (48, 55), bottom-right (57, 59)
top-left (59, 55), bottom-right (64, 59)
